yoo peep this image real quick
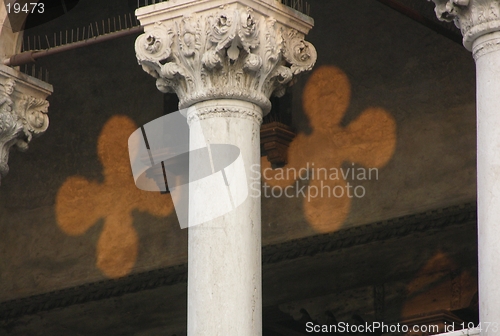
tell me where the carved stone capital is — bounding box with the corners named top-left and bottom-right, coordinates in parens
top-left (135, 0), bottom-right (317, 114)
top-left (0, 65), bottom-right (52, 184)
top-left (430, 0), bottom-right (500, 51)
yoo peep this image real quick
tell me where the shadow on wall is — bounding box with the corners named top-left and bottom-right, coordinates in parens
top-left (55, 65), bottom-right (397, 279)
top-left (55, 115), bottom-right (174, 279)
top-left (402, 251), bottom-right (477, 319)
top-left (262, 65), bottom-right (397, 233)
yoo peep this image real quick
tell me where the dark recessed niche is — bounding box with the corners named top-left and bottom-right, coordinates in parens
top-left (263, 91), bottom-right (293, 126)
top-left (163, 94), bottom-right (180, 115)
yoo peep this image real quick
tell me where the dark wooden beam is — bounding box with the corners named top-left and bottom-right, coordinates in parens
top-left (375, 0), bottom-right (463, 45)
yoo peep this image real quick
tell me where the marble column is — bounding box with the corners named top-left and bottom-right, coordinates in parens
top-left (134, 1), bottom-right (316, 335)
top-left (431, 0), bottom-right (500, 334)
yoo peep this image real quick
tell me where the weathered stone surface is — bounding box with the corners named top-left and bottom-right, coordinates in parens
top-left (135, 0), bottom-right (316, 114)
top-left (134, 1), bottom-right (316, 334)
top-left (0, 65), bottom-right (52, 184)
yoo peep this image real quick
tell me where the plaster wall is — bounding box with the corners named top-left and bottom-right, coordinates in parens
top-left (0, 0), bottom-right (476, 300)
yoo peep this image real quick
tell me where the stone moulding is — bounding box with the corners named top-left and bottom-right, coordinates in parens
top-left (186, 102), bottom-right (264, 125)
top-left (134, 0), bottom-right (317, 114)
top-left (0, 64), bottom-right (52, 185)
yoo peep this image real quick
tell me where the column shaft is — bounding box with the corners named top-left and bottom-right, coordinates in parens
top-left (133, 2), bottom-right (316, 334)
top-left (474, 31), bottom-right (500, 332)
top-left (187, 100), bottom-right (262, 336)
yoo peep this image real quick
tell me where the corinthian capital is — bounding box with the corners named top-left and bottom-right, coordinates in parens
top-left (134, 0), bottom-right (317, 114)
top-left (430, 0), bottom-right (500, 50)
top-left (0, 65), bottom-right (52, 185)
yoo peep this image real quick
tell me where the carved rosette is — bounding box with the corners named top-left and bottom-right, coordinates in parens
top-left (430, 0), bottom-right (500, 52)
top-left (0, 65), bottom-right (52, 185)
top-left (135, 2), bottom-right (316, 114)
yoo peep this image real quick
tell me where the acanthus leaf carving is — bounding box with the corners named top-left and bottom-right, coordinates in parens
top-left (0, 79), bottom-right (23, 178)
top-left (429, 0), bottom-right (500, 51)
top-left (432, 0), bottom-right (470, 22)
top-left (135, 3), bottom-right (317, 114)
top-left (239, 8), bottom-right (260, 53)
top-left (19, 96), bottom-right (50, 141)
top-left (135, 23), bottom-right (174, 78)
top-left (283, 29), bottom-right (317, 75)
top-left (177, 16), bottom-right (200, 58)
top-left (0, 72), bottom-right (51, 185)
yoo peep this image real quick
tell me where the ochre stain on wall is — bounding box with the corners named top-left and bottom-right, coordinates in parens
top-left (56, 115), bottom-right (174, 279)
top-left (402, 252), bottom-right (477, 318)
top-left (56, 66), bottom-right (396, 276)
top-left (262, 65), bottom-right (396, 233)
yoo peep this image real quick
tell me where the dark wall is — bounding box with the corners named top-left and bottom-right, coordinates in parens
top-left (0, 0), bottom-right (476, 303)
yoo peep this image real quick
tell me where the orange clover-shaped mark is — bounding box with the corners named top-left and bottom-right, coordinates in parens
top-left (56, 115), bottom-right (174, 278)
top-left (262, 65), bottom-right (396, 233)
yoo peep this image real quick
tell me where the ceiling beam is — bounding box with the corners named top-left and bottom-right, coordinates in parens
top-left (376, 0), bottom-right (462, 44)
